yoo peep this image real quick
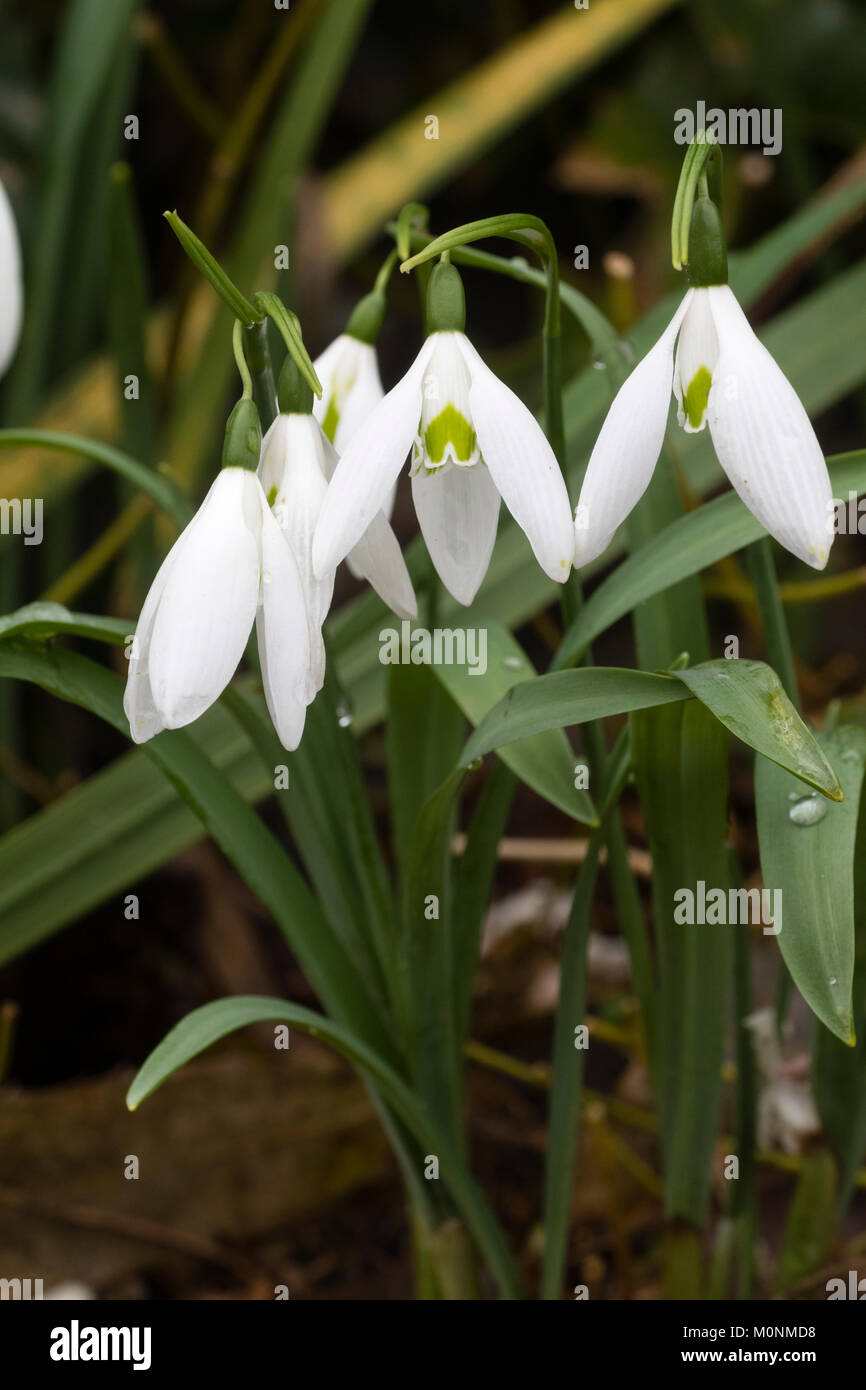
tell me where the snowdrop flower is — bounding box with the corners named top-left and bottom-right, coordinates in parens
top-left (313, 288), bottom-right (397, 554)
top-left (575, 198), bottom-right (834, 570)
top-left (124, 401), bottom-right (314, 751)
top-left (258, 385), bottom-right (416, 692)
top-left (312, 260), bottom-right (574, 606)
top-left (0, 175), bottom-right (23, 378)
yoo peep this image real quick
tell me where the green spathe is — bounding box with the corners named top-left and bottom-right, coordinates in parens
top-left (221, 398), bottom-right (262, 471)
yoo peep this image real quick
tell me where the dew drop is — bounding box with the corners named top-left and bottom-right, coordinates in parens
top-left (503, 655), bottom-right (522, 670)
top-left (591, 354), bottom-right (606, 371)
top-left (467, 755), bottom-right (483, 771)
top-left (336, 695), bottom-right (354, 728)
top-left (787, 793), bottom-right (827, 827)
top-left (262, 571), bottom-right (273, 586)
top-left (829, 976), bottom-right (838, 987)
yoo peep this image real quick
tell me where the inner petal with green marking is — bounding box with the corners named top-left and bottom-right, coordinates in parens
top-left (683, 365), bottom-right (712, 430)
top-left (423, 403), bottom-right (477, 466)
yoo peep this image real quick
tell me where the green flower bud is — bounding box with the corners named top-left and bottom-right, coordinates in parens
top-left (221, 397), bottom-right (262, 471)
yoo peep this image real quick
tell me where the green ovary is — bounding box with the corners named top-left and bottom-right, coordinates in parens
top-left (683, 365), bottom-right (712, 430)
top-left (423, 404), bottom-right (476, 464)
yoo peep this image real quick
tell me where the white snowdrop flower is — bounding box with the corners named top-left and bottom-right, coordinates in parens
top-left (575, 201), bottom-right (834, 571)
top-left (312, 261), bottom-right (574, 606)
top-left (259, 403), bottom-right (417, 689)
top-left (0, 175), bottom-right (23, 378)
top-left (124, 403), bottom-right (314, 752)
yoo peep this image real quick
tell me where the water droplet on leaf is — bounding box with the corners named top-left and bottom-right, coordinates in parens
top-left (787, 793), bottom-right (827, 827)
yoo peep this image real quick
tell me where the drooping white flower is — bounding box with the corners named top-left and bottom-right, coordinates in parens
top-left (124, 466), bottom-right (313, 750)
top-left (311, 329), bottom-right (574, 606)
top-left (0, 176), bottom-right (23, 379)
top-left (259, 411), bottom-right (417, 688)
top-left (575, 284), bottom-right (834, 570)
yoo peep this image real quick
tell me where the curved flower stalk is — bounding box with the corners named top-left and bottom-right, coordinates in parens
top-left (0, 176), bottom-right (23, 378)
top-left (124, 401), bottom-right (314, 751)
top-left (259, 385), bottom-right (417, 691)
top-left (312, 260), bottom-right (574, 606)
top-left (575, 198), bottom-right (834, 572)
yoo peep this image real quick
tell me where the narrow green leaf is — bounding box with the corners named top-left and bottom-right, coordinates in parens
top-left (461, 667), bottom-right (689, 764)
top-left (772, 1148), bottom-right (837, 1294)
top-left (386, 662), bottom-right (465, 873)
top-left (756, 727), bottom-right (866, 1043)
top-left (127, 995), bottom-right (525, 1300)
top-left (0, 602), bottom-right (130, 646)
top-left (0, 641), bottom-right (396, 1063)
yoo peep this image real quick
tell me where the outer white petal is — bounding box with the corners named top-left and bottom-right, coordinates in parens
top-left (458, 334), bottom-right (573, 584)
top-left (411, 464), bottom-right (500, 606)
top-left (123, 538), bottom-right (185, 743)
top-left (574, 292), bottom-right (693, 566)
top-left (312, 337), bottom-right (435, 578)
top-left (0, 177), bottom-right (23, 379)
top-left (315, 426), bottom-right (416, 618)
top-left (706, 285), bottom-right (834, 570)
top-left (147, 469), bottom-right (262, 729)
top-left (256, 497), bottom-right (314, 751)
top-left (259, 413), bottom-right (335, 691)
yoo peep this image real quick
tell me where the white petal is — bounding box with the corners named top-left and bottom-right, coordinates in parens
top-left (706, 285), bottom-right (834, 570)
top-left (348, 512), bottom-right (417, 618)
top-left (573, 292), bottom-right (693, 566)
top-left (457, 334), bottom-right (573, 583)
top-left (313, 335), bottom-right (385, 456)
top-left (0, 177), bottom-right (22, 380)
top-left (259, 413), bottom-right (335, 689)
top-left (411, 464), bottom-right (500, 606)
top-left (673, 288), bottom-right (719, 433)
top-left (123, 538), bottom-right (184, 744)
top-left (312, 337), bottom-right (435, 577)
top-left (256, 498), bottom-right (314, 751)
top-left (147, 469), bottom-right (262, 729)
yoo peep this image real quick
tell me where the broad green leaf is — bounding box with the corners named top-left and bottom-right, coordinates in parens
top-left (755, 727), bottom-right (866, 1043)
top-left (127, 995), bottom-right (524, 1301)
top-left (676, 661), bottom-right (842, 800)
top-left (813, 730), bottom-right (866, 1207)
top-left (433, 620), bottom-right (597, 824)
top-left (559, 451), bottom-right (866, 667)
top-left (460, 667), bottom-right (690, 764)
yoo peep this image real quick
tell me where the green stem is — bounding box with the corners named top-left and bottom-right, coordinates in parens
top-left (242, 319), bottom-right (278, 430)
top-left (746, 537), bottom-right (799, 706)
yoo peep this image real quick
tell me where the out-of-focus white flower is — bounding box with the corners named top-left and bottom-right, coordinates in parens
top-left (0, 175), bottom-right (23, 378)
top-left (575, 284), bottom-right (834, 571)
top-left (124, 466), bottom-right (313, 750)
top-left (313, 333), bottom-right (384, 457)
top-left (312, 329), bottom-right (574, 606)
